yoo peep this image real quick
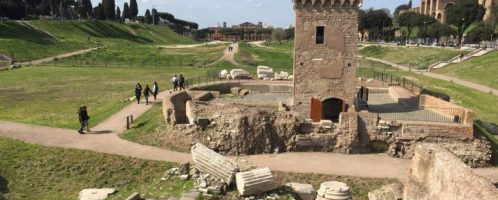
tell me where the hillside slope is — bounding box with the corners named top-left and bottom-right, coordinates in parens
top-left (0, 20), bottom-right (196, 62)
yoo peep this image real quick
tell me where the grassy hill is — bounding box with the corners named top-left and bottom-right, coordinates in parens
top-left (434, 51), bottom-right (498, 90)
top-left (0, 20), bottom-right (196, 62)
top-left (359, 45), bottom-right (469, 69)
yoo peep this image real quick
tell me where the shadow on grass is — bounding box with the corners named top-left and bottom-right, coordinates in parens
top-left (0, 175), bottom-right (9, 193)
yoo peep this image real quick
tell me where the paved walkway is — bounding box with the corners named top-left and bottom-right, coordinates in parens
top-left (363, 57), bottom-right (498, 96)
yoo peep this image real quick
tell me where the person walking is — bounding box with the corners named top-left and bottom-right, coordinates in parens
top-left (171, 75), bottom-right (178, 91)
top-left (143, 84), bottom-right (153, 105)
top-left (179, 74), bottom-right (185, 90)
top-left (152, 82), bottom-right (159, 100)
top-left (78, 106), bottom-right (90, 134)
top-left (135, 83), bottom-right (142, 104)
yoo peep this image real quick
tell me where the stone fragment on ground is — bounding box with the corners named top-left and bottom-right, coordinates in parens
top-left (124, 192), bottom-right (142, 200)
top-left (179, 190), bottom-right (201, 200)
top-left (286, 183), bottom-right (317, 200)
top-left (78, 188), bottom-right (116, 200)
top-left (230, 69), bottom-right (251, 79)
top-left (231, 87), bottom-right (242, 94)
top-left (236, 167), bottom-right (278, 196)
top-left (257, 66), bottom-right (274, 79)
top-left (191, 143), bottom-right (239, 183)
top-left (367, 183), bottom-right (403, 200)
top-left (316, 181), bottom-right (352, 200)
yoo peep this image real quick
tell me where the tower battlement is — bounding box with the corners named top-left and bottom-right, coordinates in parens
top-left (293, 0), bottom-right (362, 8)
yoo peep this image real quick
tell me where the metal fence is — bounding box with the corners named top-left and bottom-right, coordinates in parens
top-left (371, 71), bottom-right (424, 93)
top-left (50, 58), bottom-right (216, 69)
top-left (378, 107), bottom-right (466, 124)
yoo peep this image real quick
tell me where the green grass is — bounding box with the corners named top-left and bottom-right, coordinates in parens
top-left (259, 40), bottom-right (295, 51)
top-left (0, 66), bottom-right (209, 129)
top-left (0, 20), bottom-right (196, 62)
top-left (359, 58), bottom-right (498, 124)
top-left (120, 104), bottom-right (167, 147)
top-left (236, 42), bottom-right (293, 73)
top-left (0, 136), bottom-right (193, 200)
top-left (50, 43), bottom-right (226, 68)
top-left (359, 45), bottom-right (469, 69)
top-left (434, 51), bottom-right (498, 90)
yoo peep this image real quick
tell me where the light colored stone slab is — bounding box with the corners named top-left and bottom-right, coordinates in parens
top-left (316, 181), bottom-right (352, 200)
top-left (191, 143), bottom-right (239, 184)
top-left (286, 183), bottom-right (317, 200)
top-left (236, 167), bottom-right (278, 196)
top-left (78, 188), bottom-right (116, 200)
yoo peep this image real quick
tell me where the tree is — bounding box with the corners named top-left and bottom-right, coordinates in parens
top-left (80, 0), bottom-right (92, 19)
top-left (130, 0), bottom-right (138, 18)
top-left (358, 9), bottom-right (367, 41)
top-left (144, 9), bottom-right (151, 24)
top-left (102, 0), bottom-right (115, 20)
top-left (394, 1), bottom-right (412, 16)
top-left (397, 12), bottom-right (436, 43)
top-left (361, 8), bottom-right (393, 41)
top-left (122, 2), bottom-right (129, 20)
top-left (272, 28), bottom-right (287, 44)
top-left (446, 0), bottom-right (485, 47)
top-left (427, 22), bottom-right (457, 44)
top-left (94, 3), bottom-right (104, 20)
top-left (152, 8), bottom-right (159, 25)
top-left (115, 6), bottom-right (120, 21)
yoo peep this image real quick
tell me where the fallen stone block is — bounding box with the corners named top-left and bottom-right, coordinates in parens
top-left (219, 70), bottom-right (229, 79)
top-left (230, 69), bottom-right (252, 79)
top-left (231, 87), bottom-right (242, 94)
top-left (367, 183), bottom-right (403, 200)
top-left (78, 188), bottom-right (116, 200)
top-left (286, 183), bottom-right (317, 200)
top-left (239, 89), bottom-right (250, 96)
top-left (191, 143), bottom-right (239, 184)
top-left (179, 162), bottom-right (191, 175)
top-left (124, 192), bottom-right (141, 200)
top-left (257, 66), bottom-right (274, 79)
top-left (316, 181), bottom-right (352, 200)
top-left (236, 168), bottom-right (278, 196)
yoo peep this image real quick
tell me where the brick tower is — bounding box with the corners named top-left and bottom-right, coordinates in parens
top-left (292, 0), bottom-right (361, 122)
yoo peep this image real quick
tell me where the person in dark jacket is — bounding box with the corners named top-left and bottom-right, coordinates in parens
top-left (179, 74), bottom-right (185, 90)
top-left (143, 84), bottom-right (153, 105)
top-left (135, 83), bottom-right (142, 104)
top-left (152, 82), bottom-right (159, 100)
top-left (78, 106), bottom-right (90, 134)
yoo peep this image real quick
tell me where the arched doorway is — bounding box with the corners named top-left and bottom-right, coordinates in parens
top-left (322, 98), bottom-right (345, 122)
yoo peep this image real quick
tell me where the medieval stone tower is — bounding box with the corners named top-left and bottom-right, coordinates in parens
top-left (292, 0), bottom-right (361, 122)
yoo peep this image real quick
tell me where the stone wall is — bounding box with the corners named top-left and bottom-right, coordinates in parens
top-left (292, 1), bottom-right (359, 117)
top-left (404, 144), bottom-right (498, 200)
top-left (419, 94), bottom-right (474, 124)
top-left (162, 91), bottom-right (192, 125)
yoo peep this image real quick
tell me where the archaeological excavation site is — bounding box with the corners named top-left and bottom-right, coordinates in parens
top-left (155, 0), bottom-right (498, 199)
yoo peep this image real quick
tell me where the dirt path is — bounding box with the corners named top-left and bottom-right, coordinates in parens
top-left (363, 57), bottom-right (498, 96)
top-left (206, 43), bottom-right (247, 68)
top-left (158, 41), bottom-right (230, 49)
top-left (19, 46), bottom-right (105, 66)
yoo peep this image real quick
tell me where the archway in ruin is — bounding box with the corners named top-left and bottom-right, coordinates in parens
top-left (322, 98), bottom-right (345, 122)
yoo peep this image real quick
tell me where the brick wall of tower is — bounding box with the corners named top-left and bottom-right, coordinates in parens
top-left (292, 1), bottom-right (359, 117)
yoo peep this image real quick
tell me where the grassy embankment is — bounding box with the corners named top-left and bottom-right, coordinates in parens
top-left (235, 41), bottom-right (294, 73)
top-left (433, 51), bottom-right (498, 90)
top-left (0, 20), bottom-right (196, 62)
top-left (359, 45), bottom-right (469, 69)
top-left (0, 136), bottom-right (193, 200)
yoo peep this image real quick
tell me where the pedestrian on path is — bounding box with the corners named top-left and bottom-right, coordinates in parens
top-left (135, 83), bottom-right (142, 104)
top-left (143, 84), bottom-right (153, 105)
top-left (171, 75), bottom-right (178, 91)
top-left (179, 74), bottom-right (185, 90)
top-left (78, 106), bottom-right (90, 134)
top-left (152, 82), bottom-right (159, 100)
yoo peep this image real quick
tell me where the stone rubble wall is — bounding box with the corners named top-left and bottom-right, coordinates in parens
top-left (404, 144), bottom-right (498, 200)
top-left (162, 91), bottom-right (192, 125)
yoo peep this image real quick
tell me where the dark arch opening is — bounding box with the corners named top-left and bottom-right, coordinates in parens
top-left (322, 98), bottom-right (345, 122)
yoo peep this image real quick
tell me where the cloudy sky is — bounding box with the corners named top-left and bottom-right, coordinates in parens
top-left (91, 0), bottom-right (419, 28)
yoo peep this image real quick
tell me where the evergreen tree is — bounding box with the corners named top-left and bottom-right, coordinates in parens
top-left (144, 9), bottom-right (151, 24)
top-left (130, 0), bottom-right (138, 18)
top-left (80, 0), bottom-right (92, 19)
top-left (122, 2), bottom-right (130, 20)
top-left (152, 8), bottom-right (159, 25)
top-left (102, 0), bottom-right (115, 20)
top-left (116, 6), bottom-right (121, 21)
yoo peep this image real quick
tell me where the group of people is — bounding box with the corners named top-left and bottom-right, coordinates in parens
top-left (170, 74), bottom-right (185, 91)
top-left (228, 45), bottom-right (234, 52)
top-left (135, 82), bottom-right (159, 105)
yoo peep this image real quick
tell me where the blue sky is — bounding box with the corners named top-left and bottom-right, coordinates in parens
top-left (92, 0), bottom-right (419, 28)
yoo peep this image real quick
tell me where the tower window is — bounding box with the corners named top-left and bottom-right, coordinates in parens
top-left (316, 26), bottom-right (325, 44)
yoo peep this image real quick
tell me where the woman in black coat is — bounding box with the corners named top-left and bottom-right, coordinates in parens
top-left (143, 85), bottom-right (153, 105)
top-left (135, 83), bottom-right (142, 104)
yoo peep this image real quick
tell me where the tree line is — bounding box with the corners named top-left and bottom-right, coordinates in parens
top-left (359, 0), bottom-right (497, 47)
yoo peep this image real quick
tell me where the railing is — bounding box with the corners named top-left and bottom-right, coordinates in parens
top-left (378, 107), bottom-right (466, 124)
top-left (49, 57), bottom-right (218, 68)
top-left (370, 71), bottom-right (424, 93)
